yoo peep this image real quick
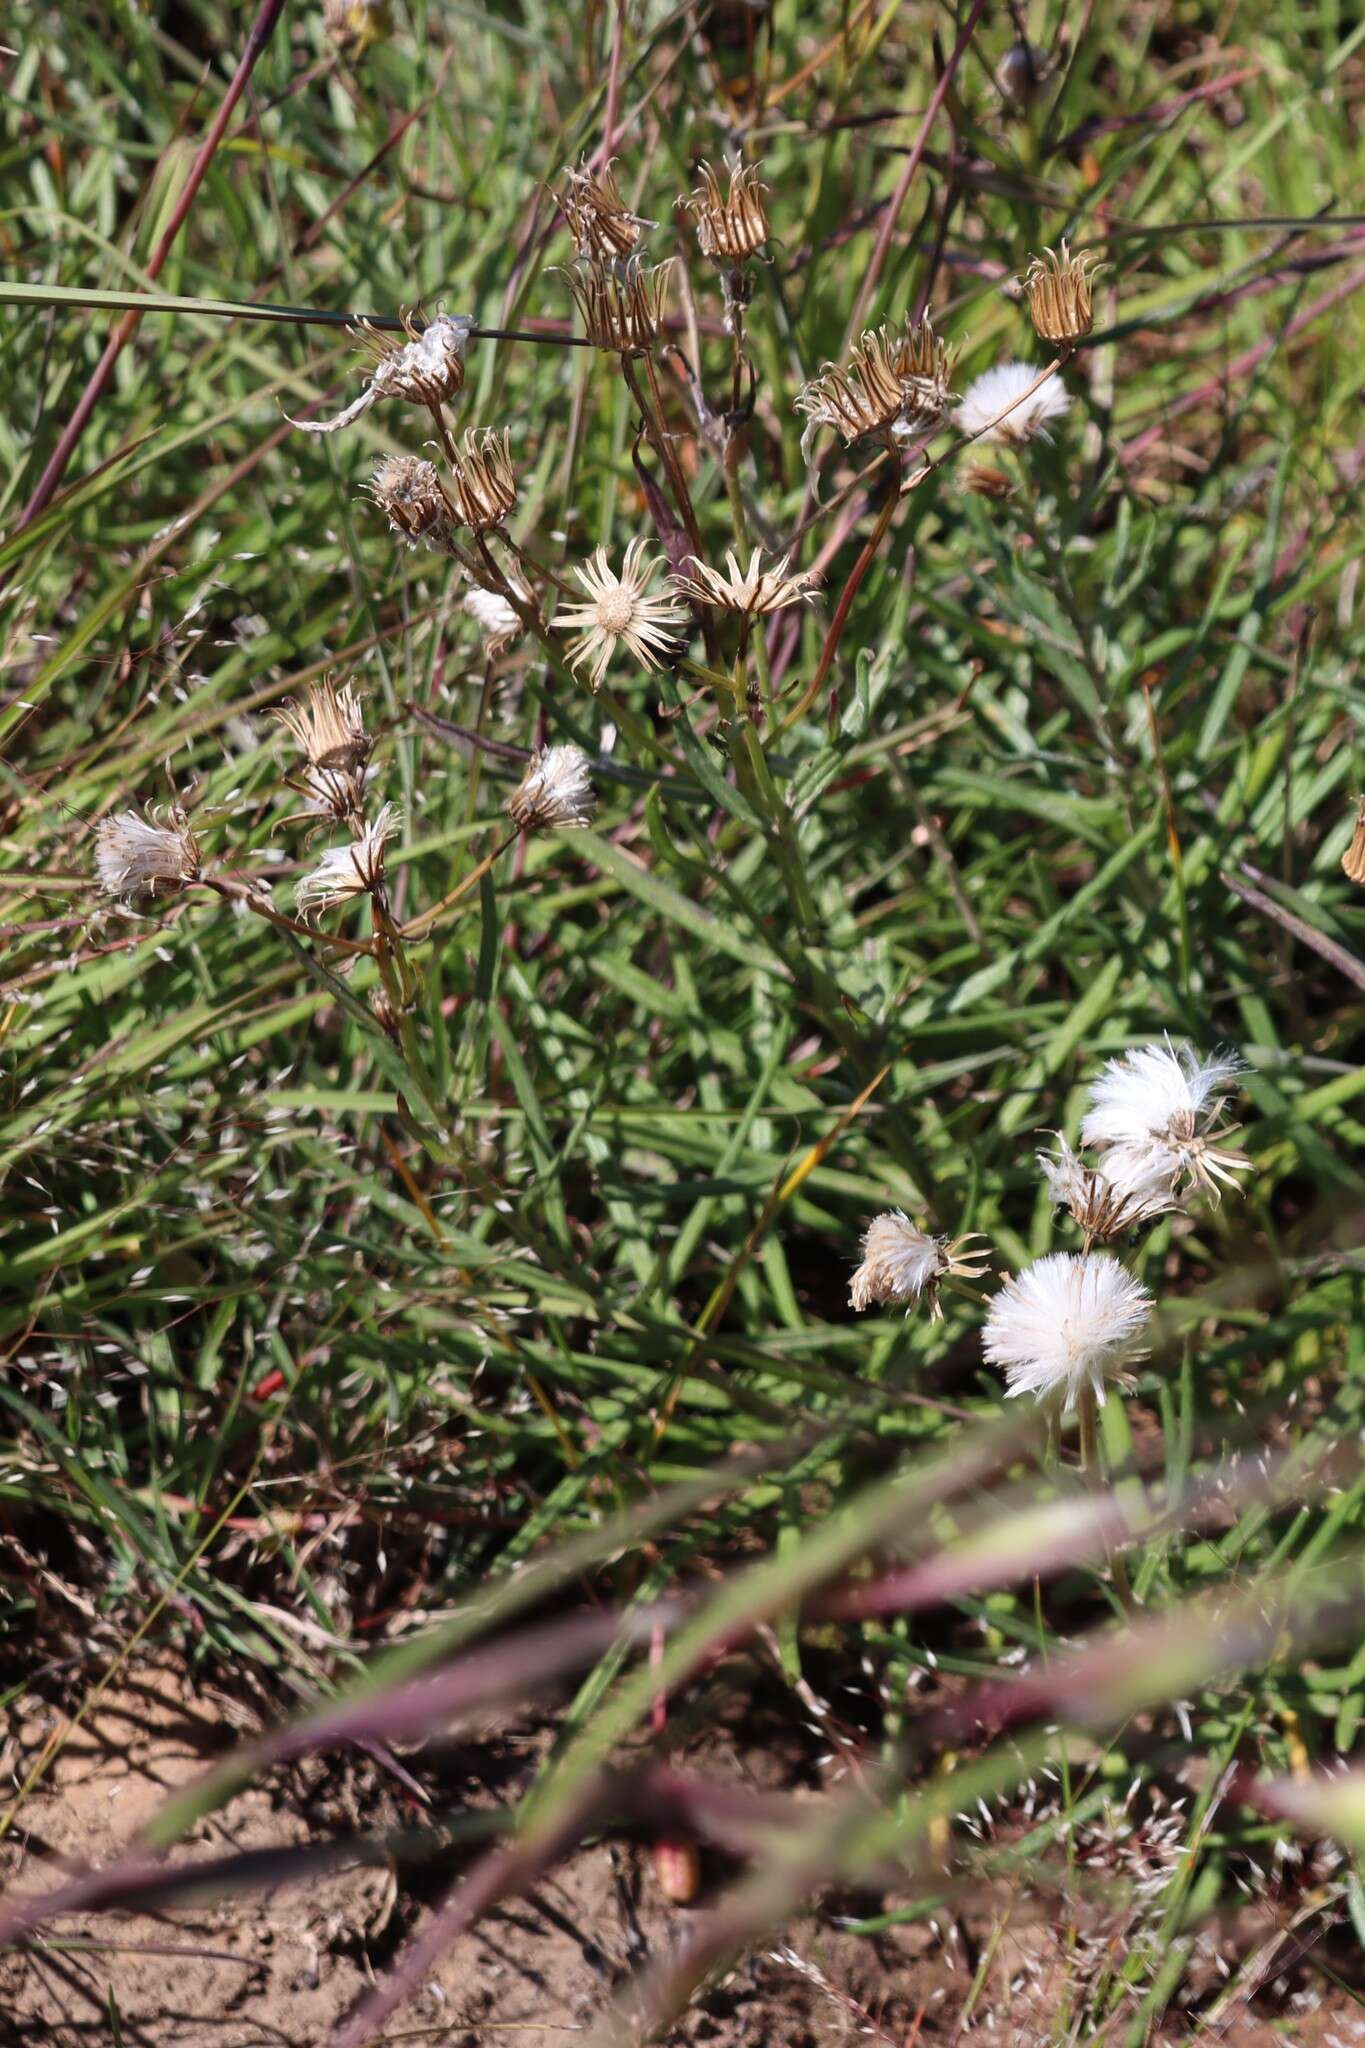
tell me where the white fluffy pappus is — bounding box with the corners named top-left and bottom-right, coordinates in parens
top-left (849, 1212), bottom-right (989, 1321)
top-left (1080, 1038), bottom-right (1246, 1199)
top-left (956, 360), bottom-right (1070, 446)
top-left (983, 1250), bottom-right (1152, 1410)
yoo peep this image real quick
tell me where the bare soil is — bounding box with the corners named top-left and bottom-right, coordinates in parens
top-left (1, 1658), bottom-right (1361, 2047)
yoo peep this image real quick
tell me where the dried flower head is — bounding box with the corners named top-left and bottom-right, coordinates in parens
top-left (957, 360), bottom-right (1071, 447)
top-left (1342, 797), bottom-right (1365, 884)
top-left (443, 428), bottom-right (517, 532)
top-left (556, 158), bottom-right (653, 262)
top-left (964, 463), bottom-right (1016, 500)
top-left (324, 0), bottom-right (392, 53)
top-left (463, 582), bottom-right (524, 656)
top-left (506, 744), bottom-right (596, 832)
top-left (558, 539), bottom-right (691, 690)
top-left (275, 677), bottom-right (373, 827)
top-left (849, 1211), bottom-right (990, 1321)
top-left (370, 454), bottom-right (456, 551)
top-left (1022, 241), bottom-right (1102, 346)
top-left (295, 802), bottom-right (401, 914)
top-left (796, 318), bottom-right (957, 455)
top-left (983, 1250), bottom-right (1152, 1410)
top-left (1080, 1039), bottom-right (1247, 1201)
top-left (95, 805), bottom-right (201, 901)
top-left (291, 311), bottom-right (472, 436)
top-left (1038, 1135), bottom-right (1178, 1242)
top-left (685, 158), bottom-right (769, 264)
top-left (672, 546), bottom-right (820, 617)
top-left (562, 257), bottom-right (673, 356)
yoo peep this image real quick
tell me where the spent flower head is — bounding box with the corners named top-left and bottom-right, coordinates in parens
top-left (1038, 1135), bottom-right (1179, 1243)
top-left (1080, 1039), bottom-right (1247, 1201)
top-left (558, 538), bottom-right (691, 691)
top-left (672, 546), bottom-right (820, 617)
top-left (849, 1212), bottom-right (990, 1322)
top-left (685, 158), bottom-right (769, 264)
top-left (370, 454), bottom-right (456, 551)
top-left (983, 1250), bottom-right (1152, 1410)
top-left (443, 428), bottom-right (517, 532)
top-left (506, 744), bottom-right (597, 832)
top-left (463, 582), bottom-right (524, 656)
top-left (957, 360), bottom-right (1070, 447)
top-left (796, 319), bottom-right (956, 455)
top-left (556, 158), bottom-right (654, 262)
top-left (562, 256), bottom-right (674, 356)
top-left (95, 806), bottom-right (201, 901)
top-left (275, 677), bottom-right (373, 828)
top-left (295, 802), bottom-right (401, 915)
top-left (291, 311), bottom-right (471, 436)
top-left (1022, 241), bottom-right (1103, 346)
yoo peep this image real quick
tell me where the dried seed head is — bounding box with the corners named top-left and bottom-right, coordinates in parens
top-left (1080, 1039), bottom-right (1248, 1203)
top-left (556, 158), bottom-right (654, 262)
top-left (849, 1211), bottom-right (990, 1322)
top-left (324, 0), bottom-right (393, 53)
top-left (1022, 241), bottom-right (1103, 346)
top-left (796, 318), bottom-right (956, 453)
top-left (1038, 1135), bottom-right (1179, 1242)
top-left (370, 454), bottom-right (456, 550)
top-left (291, 312), bottom-right (472, 436)
top-left (443, 428), bottom-right (517, 532)
top-left (506, 744), bottom-right (596, 832)
top-left (275, 678), bottom-right (373, 828)
top-left (558, 538), bottom-right (691, 690)
top-left (685, 158), bottom-right (769, 264)
top-left (95, 805), bottom-right (201, 901)
top-left (1342, 797), bottom-right (1365, 884)
top-left (463, 582), bottom-right (525, 656)
top-left (671, 546), bottom-right (820, 617)
top-left (295, 802), bottom-right (401, 914)
top-left (561, 256), bottom-right (673, 356)
top-left (964, 463), bottom-right (1016, 500)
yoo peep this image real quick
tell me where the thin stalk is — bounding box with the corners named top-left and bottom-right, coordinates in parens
top-left (399, 831), bottom-right (518, 941)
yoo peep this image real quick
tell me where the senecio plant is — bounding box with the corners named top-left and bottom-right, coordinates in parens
top-left (89, 146), bottom-right (1102, 1168)
top-left (852, 1039), bottom-right (1248, 1498)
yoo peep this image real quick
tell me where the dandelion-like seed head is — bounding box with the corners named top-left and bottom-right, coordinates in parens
top-left (685, 158), bottom-right (770, 264)
top-left (849, 1211), bottom-right (990, 1322)
top-left (463, 582), bottom-right (524, 656)
top-left (369, 454), bottom-right (456, 551)
top-left (443, 428), bottom-right (517, 533)
top-left (1079, 1039), bottom-right (1248, 1202)
top-left (562, 257), bottom-right (674, 356)
top-left (671, 546), bottom-right (820, 617)
top-left (506, 744), bottom-right (597, 832)
top-left (1022, 241), bottom-right (1103, 346)
top-left (556, 158), bottom-right (654, 263)
top-left (983, 1250), bottom-right (1152, 1410)
top-left (1038, 1135), bottom-right (1179, 1243)
top-left (558, 538), bottom-right (691, 690)
top-left (95, 806), bottom-right (201, 901)
top-left (796, 318), bottom-right (956, 453)
top-left (957, 360), bottom-right (1071, 447)
top-left (291, 312), bottom-right (472, 437)
top-left (295, 802), bottom-right (401, 915)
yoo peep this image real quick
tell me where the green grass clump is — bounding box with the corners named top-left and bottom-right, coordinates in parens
top-left (4, 2), bottom-right (1365, 2038)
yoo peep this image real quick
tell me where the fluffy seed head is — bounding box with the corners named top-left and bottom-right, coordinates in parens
top-left (957, 360), bottom-right (1071, 447)
top-left (685, 158), bottom-right (769, 263)
top-left (1023, 241), bottom-right (1103, 345)
top-left (370, 455), bottom-right (456, 550)
top-left (556, 158), bottom-right (653, 262)
top-left (1080, 1039), bottom-right (1247, 1201)
top-left (558, 538), bottom-right (691, 690)
top-left (850, 1212), bottom-right (990, 1322)
top-left (463, 583), bottom-right (524, 656)
top-left (443, 428), bottom-right (517, 532)
top-left (506, 744), bottom-right (596, 832)
top-left (562, 256), bottom-right (674, 356)
top-left (983, 1251), bottom-right (1152, 1410)
top-left (1038, 1135), bottom-right (1179, 1242)
top-left (671, 546), bottom-right (820, 617)
top-left (95, 806), bottom-right (201, 901)
top-left (275, 678), bottom-right (373, 828)
top-left (295, 802), bottom-right (401, 914)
